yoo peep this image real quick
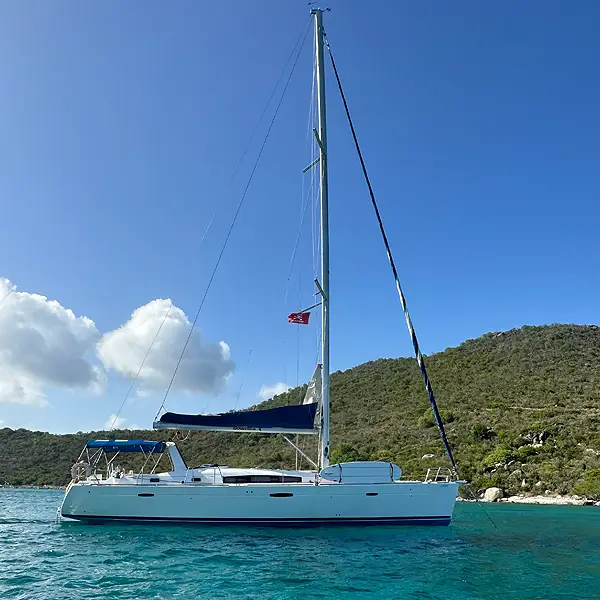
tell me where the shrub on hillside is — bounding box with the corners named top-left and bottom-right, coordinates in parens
top-left (482, 446), bottom-right (515, 468)
top-left (418, 407), bottom-right (455, 428)
top-left (472, 424), bottom-right (496, 441)
top-left (573, 469), bottom-right (600, 499)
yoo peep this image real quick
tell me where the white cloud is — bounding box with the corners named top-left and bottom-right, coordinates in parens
top-left (104, 414), bottom-right (125, 429)
top-left (258, 382), bottom-right (290, 402)
top-left (0, 279), bottom-right (104, 406)
top-left (103, 414), bottom-right (140, 431)
top-left (98, 299), bottom-right (235, 396)
top-left (0, 278), bottom-right (236, 415)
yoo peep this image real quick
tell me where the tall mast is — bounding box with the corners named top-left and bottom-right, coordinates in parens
top-left (312, 8), bottom-right (330, 469)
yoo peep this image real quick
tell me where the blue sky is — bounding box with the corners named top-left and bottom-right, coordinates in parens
top-left (1, 0), bottom-right (599, 433)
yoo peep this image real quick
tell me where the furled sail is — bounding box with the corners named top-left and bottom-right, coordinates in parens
top-left (303, 364), bottom-right (322, 405)
top-left (153, 366), bottom-right (323, 434)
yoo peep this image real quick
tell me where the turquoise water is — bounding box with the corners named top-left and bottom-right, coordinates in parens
top-left (1, 489), bottom-right (599, 599)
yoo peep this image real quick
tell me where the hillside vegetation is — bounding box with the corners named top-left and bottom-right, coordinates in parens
top-left (2, 324), bottom-right (600, 498)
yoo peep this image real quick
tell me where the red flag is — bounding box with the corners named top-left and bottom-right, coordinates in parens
top-left (288, 312), bottom-right (310, 325)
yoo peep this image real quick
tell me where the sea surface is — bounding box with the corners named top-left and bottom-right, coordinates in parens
top-left (0, 489), bottom-right (599, 599)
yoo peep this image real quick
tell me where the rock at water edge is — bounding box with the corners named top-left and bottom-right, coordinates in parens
top-left (483, 487), bottom-right (504, 502)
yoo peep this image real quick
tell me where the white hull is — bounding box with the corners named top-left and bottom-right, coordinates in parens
top-left (61, 480), bottom-right (458, 526)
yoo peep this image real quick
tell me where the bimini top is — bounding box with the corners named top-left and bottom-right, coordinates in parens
top-left (153, 403), bottom-right (318, 434)
top-left (85, 440), bottom-right (167, 453)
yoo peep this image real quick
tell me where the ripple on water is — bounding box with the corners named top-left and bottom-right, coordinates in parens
top-left (1, 489), bottom-right (600, 600)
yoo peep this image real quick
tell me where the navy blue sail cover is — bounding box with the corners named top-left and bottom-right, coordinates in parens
top-left (86, 440), bottom-right (167, 453)
top-left (155, 403), bottom-right (318, 433)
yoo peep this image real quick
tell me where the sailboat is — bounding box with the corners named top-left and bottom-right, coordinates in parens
top-left (60, 9), bottom-right (460, 526)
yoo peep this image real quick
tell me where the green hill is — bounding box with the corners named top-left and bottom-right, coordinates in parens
top-left (2, 324), bottom-right (600, 498)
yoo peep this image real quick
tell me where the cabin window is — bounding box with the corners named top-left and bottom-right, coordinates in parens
top-left (222, 475), bottom-right (302, 484)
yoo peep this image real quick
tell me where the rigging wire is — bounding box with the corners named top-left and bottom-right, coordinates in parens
top-left (296, 273), bottom-right (302, 388)
top-left (324, 35), bottom-right (468, 477)
top-left (283, 182), bottom-right (314, 307)
top-left (233, 348), bottom-right (253, 411)
top-left (325, 37), bottom-right (497, 528)
top-left (310, 81), bottom-right (322, 370)
top-left (193, 16), bottom-right (314, 262)
top-left (227, 18), bottom-right (312, 188)
top-left (106, 20), bottom-right (311, 430)
top-left (107, 20), bottom-right (312, 431)
top-left (324, 39), bottom-right (458, 474)
top-left (187, 17), bottom-right (310, 326)
top-left (308, 49), bottom-right (322, 373)
top-left (201, 21), bottom-right (310, 416)
top-left (280, 38), bottom-right (317, 400)
top-left (108, 301), bottom-right (173, 431)
top-left (155, 23), bottom-right (311, 418)
top-left (281, 180), bottom-right (312, 397)
top-left (0, 289), bottom-right (13, 309)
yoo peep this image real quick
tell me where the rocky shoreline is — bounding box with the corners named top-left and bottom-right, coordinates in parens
top-left (464, 486), bottom-right (600, 506)
top-left (501, 494), bottom-right (598, 506)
